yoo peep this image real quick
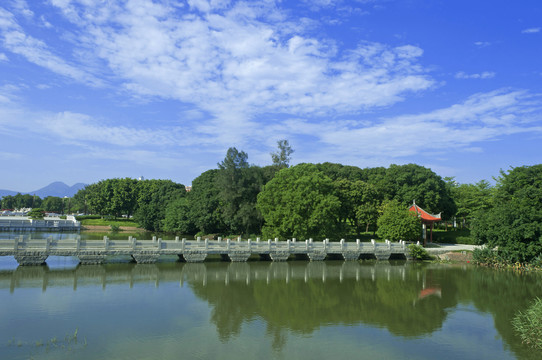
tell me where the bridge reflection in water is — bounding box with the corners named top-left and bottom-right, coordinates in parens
top-left (0, 260), bottom-right (539, 360)
top-left (0, 261), bottom-right (427, 293)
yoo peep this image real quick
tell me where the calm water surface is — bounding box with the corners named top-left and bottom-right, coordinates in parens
top-left (0, 255), bottom-right (541, 359)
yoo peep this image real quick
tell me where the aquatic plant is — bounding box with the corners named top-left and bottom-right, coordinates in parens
top-left (512, 297), bottom-right (542, 349)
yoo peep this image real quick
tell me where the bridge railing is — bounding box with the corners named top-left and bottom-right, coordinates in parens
top-left (0, 236), bottom-right (408, 254)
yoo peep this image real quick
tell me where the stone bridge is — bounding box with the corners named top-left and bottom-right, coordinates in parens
top-left (0, 236), bottom-right (412, 266)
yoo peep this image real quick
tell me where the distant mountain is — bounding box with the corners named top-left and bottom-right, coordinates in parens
top-left (0, 182), bottom-right (87, 199)
top-left (0, 189), bottom-right (18, 198)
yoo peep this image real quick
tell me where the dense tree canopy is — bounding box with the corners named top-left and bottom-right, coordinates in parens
top-left (257, 163), bottom-right (343, 240)
top-left (376, 199), bottom-right (422, 241)
top-left (471, 165), bottom-right (542, 263)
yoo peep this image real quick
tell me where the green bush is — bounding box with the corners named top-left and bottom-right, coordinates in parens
top-left (408, 244), bottom-right (429, 260)
top-left (75, 215), bottom-right (101, 220)
top-left (110, 224), bottom-right (120, 232)
top-left (512, 297), bottom-right (542, 349)
top-left (472, 247), bottom-right (497, 265)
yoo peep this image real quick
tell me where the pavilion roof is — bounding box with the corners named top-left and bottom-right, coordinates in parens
top-left (409, 201), bottom-right (441, 222)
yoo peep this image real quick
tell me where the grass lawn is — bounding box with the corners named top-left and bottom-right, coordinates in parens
top-left (79, 218), bottom-right (140, 227)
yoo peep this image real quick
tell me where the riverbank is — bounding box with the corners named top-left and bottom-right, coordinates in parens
top-left (425, 244), bottom-right (480, 263)
top-left (81, 225), bottom-right (145, 232)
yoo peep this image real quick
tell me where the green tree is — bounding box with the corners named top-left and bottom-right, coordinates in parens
top-left (41, 196), bottom-right (64, 213)
top-left (133, 179), bottom-right (186, 232)
top-left (216, 148), bottom-right (265, 235)
top-left (384, 164), bottom-right (457, 219)
top-left (270, 139), bottom-right (294, 168)
top-left (376, 199), bottom-right (421, 241)
top-left (187, 169), bottom-right (226, 234)
top-left (163, 197), bottom-right (198, 234)
top-left (257, 163), bottom-right (342, 240)
top-left (450, 179), bottom-right (493, 227)
top-left (111, 178), bottom-right (138, 217)
top-left (27, 208), bottom-right (45, 219)
top-left (1, 195), bottom-right (15, 209)
top-left (471, 165), bottom-right (542, 263)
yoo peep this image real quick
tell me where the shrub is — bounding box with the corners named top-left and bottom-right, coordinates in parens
top-left (377, 200), bottom-right (421, 242)
top-left (408, 244), bottom-right (429, 260)
top-left (512, 297), bottom-right (542, 349)
top-left (472, 247), bottom-right (497, 265)
top-left (110, 224), bottom-right (120, 232)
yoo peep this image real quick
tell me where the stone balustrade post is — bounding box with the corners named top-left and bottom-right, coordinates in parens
top-left (323, 239), bottom-right (327, 252)
top-left (76, 235), bottom-right (81, 252)
top-left (175, 236), bottom-right (179, 243)
top-left (356, 239), bottom-right (360, 250)
top-left (152, 236), bottom-right (157, 243)
top-left (227, 238), bottom-right (231, 251)
top-left (248, 239), bottom-right (252, 251)
top-left (197, 236), bottom-right (201, 242)
top-left (132, 237), bottom-right (137, 251)
top-left (268, 239), bottom-right (272, 251)
top-left (45, 236), bottom-right (51, 252)
top-left (182, 238), bottom-right (186, 252)
top-left (218, 237), bottom-right (222, 242)
top-left (287, 239), bottom-right (291, 252)
top-left (340, 238), bottom-right (345, 251)
top-left (306, 239), bottom-right (309, 251)
top-left (157, 238), bottom-right (162, 249)
top-left (204, 238), bottom-right (208, 251)
top-left (104, 236), bottom-right (109, 251)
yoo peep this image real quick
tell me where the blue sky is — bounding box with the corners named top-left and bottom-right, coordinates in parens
top-left (1, 0), bottom-right (541, 192)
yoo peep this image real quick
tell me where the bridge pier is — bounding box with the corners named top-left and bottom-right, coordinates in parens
top-left (375, 250), bottom-right (391, 261)
top-left (131, 252), bottom-right (160, 264)
top-left (342, 251), bottom-right (361, 261)
top-left (180, 251), bottom-right (207, 263)
top-left (78, 253), bottom-right (106, 265)
top-left (269, 251), bottom-right (290, 262)
top-left (227, 251), bottom-right (251, 262)
top-left (14, 252), bottom-right (48, 266)
top-left (308, 251), bottom-right (327, 261)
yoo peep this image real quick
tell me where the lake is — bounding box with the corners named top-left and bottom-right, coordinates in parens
top-left (0, 255), bottom-right (541, 360)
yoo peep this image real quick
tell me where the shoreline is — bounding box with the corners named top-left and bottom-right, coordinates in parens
top-left (81, 225), bottom-right (146, 232)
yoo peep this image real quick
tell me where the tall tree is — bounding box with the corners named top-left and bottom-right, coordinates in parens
top-left (450, 179), bottom-right (493, 227)
top-left (376, 199), bottom-right (421, 241)
top-left (257, 163), bottom-right (343, 240)
top-left (471, 165), bottom-right (542, 263)
top-left (134, 179), bottom-right (186, 232)
top-left (384, 164), bottom-right (457, 219)
top-left (41, 196), bottom-right (64, 213)
top-left (270, 139), bottom-right (294, 168)
top-left (216, 148), bottom-right (265, 235)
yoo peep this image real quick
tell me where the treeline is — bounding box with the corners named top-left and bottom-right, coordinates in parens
top-left (0, 193), bottom-right (73, 213)
top-left (67, 144), bottom-right (465, 240)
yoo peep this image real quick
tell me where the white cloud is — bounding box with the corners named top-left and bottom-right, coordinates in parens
top-left (38, 111), bottom-right (182, 147)
top-left (474, 41), bottom-right (491, 47)
top-left (522, 27), bottom-right (540, 34)
top-left (10, 0), bottom-right (34, 18)
top-left (42, 0), bottom-right (432, 118)
top-left (0, 52), bottom-right (8, 61)
top-left (256, 89), bottom-right (542, 166)
top-left (0, 8), bottom-right (102, 86)
top-left (0, 151), bottom-right (23, 160)
top-left (455, 71), bottom-right (495, 79)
